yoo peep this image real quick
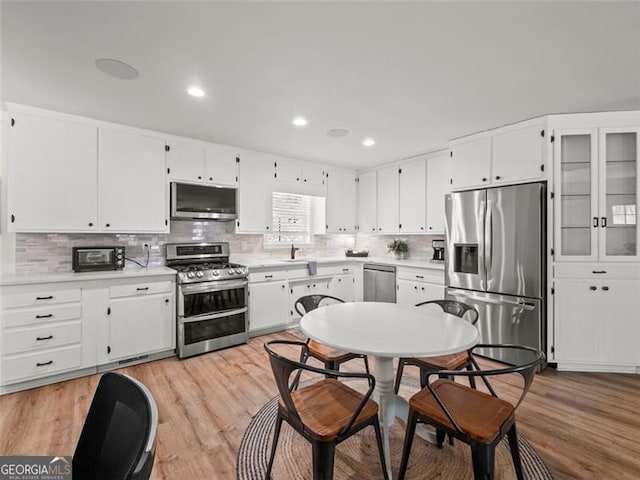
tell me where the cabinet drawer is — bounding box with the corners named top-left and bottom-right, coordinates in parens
top-left (396, 267), bottom-right (444, 284)
top-left (4, 321), bottom-right (82, 355)
top-left (249, 270), bottom-right (288, 283)
top-left (3, 345), bottom-right (82, 385)
top-left (109, 280), bottom-right (173, 298)
top-left (3, 287), bottom-right (81, 309)
top-left (3, 304), bottom-right (82, 328)
top-left (554, 264), bottom-right (640, 279)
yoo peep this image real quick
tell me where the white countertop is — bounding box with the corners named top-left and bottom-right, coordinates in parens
top-left (243, 256), bottom-right (445, 270)
top-left (0, 266), bottom-right (177, 286)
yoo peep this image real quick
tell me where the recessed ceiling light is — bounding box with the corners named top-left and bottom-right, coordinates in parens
top-left (95, 58), bottom-right (139, 80)
top-left (292, 117), bottom-right (308, 127)
top-left (362, 138), bottom-right (376, 147)
top-left (327, 128), bottom-right (349, 137)
top-left (187, 86), bottom-right (205, 97)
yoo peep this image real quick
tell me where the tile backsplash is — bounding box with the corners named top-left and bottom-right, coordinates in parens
top-left (13, 221), bottom-right (443, 273)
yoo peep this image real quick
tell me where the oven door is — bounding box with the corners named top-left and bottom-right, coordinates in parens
top-left (177, 280), bottom-right (248, 358)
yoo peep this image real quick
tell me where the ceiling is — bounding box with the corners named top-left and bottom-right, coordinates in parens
top-left (2, 1), bottom-right (639, 170)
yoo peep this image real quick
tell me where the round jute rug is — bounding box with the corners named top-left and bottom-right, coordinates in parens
top-left (237, 378), bottom-right (553, 480)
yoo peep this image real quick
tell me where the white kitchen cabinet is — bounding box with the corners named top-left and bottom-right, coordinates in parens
top-left (248, 280), bottom-right (290, 332)
top-left (237, 151), bottom-right (275, 233)
top-left (8, 111), bottom-right (99, 232)
top-left (450, 136), bottom-right (491, 191)
top-left (554, 277), bottom-right (639, 368)
top-left (377, 165), bottom-right (400, 233)
top-left (396, 267), bottom-right (445, 307)
top-left (167, 140), bottom-right (205, 183)
top-left (425, 151), bottom-right (451, 233)
top-left (103, 288), bottom-right (174, 363)
top-left (399, 158), bottom-right (427, 233)
top-left (326, 168), bottom-right (357, 233)
top-left (274, 157), bottom-right (301, 183)
top-left (554, 127), bottom-right (639, 262)
top-left (301, 162), bottom-right (326, 190)
top-left (98, 128), bottom-right (168, 233)
top-left (492, 123), bottom-right (546, 186)
top-left (330, 273), bottom-right (356, 303)
top-left (204, 143), bottom-right (239, 186)
top-left (357, 170), bottom-right (378, 233)
top-left (290, 278), bottom-right (332, 321)
top-left (273, 158), bottom-right (326, 194)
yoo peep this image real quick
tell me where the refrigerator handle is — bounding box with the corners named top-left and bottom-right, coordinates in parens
top-left (479, 199), bottom-right (487, 291)
top-left (485, 199), bottom-right (493, 285)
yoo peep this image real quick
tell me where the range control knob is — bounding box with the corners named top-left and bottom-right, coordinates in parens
top-left (196, 271), bottom-right (204, 278)
top-left (187, 272), bottom-right (195, 279)
top-left (212, 270), bottom-right (220, 276)
top-left (228, 269), bottom-right (234, 275)
top-left (235, 269), bottom-right (241, 274)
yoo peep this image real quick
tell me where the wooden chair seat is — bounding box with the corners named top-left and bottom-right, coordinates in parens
top-left (411, 350), bottom-right (470, 370)
top-left (409, 379), bottom-right (514, 443)
top-left (307, 339), bottom-right (360, 363)
top-left (280, 379), bottom-right (379, 442)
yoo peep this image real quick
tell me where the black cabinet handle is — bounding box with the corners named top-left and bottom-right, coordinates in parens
top-left (601, 217), bottom-right (607, 227)
top-left (589, 286), bottom-right (597, 291)
top-left (421, 226), bottom-right (424, 230)
top-left (36, 314), bottom-right (53, 319)
top-left (416, 275), bottom-right (424, 279)
top-left (88, 222), bottom-right (94, 227)
top-left (421, 287), bottom-right (425, 291)
top-left (601, 286), bottom-right (609, 291)
top-left (482, 177), bottom-right (488, 182)
top-left (264, 275), bottom-right (273, 279)
top-left (198, 176), bottom-right (202, 179)
top-left (36, 360), bottom-right (53, 367)
top-left (105, 223), bottom-right (111, 227)
top-left (592, 270), bottom-right (607, 274)
top-left (36, 296), bottom-right (53, 300)
top-left (36, 335), bottom-right (53, 341)
top-left (209, 177), bottom-right (213, 181)
top-left (342, 268), bottom-right (349, 272)
top-left (593, 217), bottom-right (598, 228)
top-left (136, 287), bottom-right (149, 291)
top-left (495, 176), bottom-right (501, 180)
top-left (165, 298), bottom-right (170, 303)
top-left (414, 286), bottom-right (418, 290)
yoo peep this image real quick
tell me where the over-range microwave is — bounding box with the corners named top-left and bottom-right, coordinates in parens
top-left (170, 182), bottom-right (237, 221)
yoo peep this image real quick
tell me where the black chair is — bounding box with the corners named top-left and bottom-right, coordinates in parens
top-left (72, 372), bottom-right (158, 480)
top-left (294, 294), bottom-right (370, 374)
top-left (398, 344), bottom-right (545, 480)
top-left (394, 299), bottom-right (479, 394)
top-left (264, 340), bottom-right (388, 480)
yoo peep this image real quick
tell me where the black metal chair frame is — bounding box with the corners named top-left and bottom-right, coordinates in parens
top-left (294, 294), bottom-right (370, 374)
top-left (264, 340), bottom-right (389, 480)
top-left (394, 299), bottom-right (479, 394)
top-left (72, 372), bottom-right (158, 480)
top-left (398, 344), bottom-right (545, 480)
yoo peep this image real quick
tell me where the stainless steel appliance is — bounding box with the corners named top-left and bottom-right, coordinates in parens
top-left (363, 264), bottom-right (397, 303)
top-left (72, 246), bottom-right (125, 272)
top-left (170, 182), bottom-right (237, 221)
top-left (431, 239), bottom-right (445, 263)
top-left (166, 242), bottom-right (248, 358)
top-left (445, 182), bottom-right (546, 365)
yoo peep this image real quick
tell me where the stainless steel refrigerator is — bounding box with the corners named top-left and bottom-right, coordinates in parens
top-left (445, 182), bottom-right (546, 365)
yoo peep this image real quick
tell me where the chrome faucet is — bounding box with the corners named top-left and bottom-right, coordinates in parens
top-left (291, 244), bottom-right (300, 260)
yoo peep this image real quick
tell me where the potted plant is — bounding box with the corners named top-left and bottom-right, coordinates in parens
top-left (387, 239), bottom-right (409, 259)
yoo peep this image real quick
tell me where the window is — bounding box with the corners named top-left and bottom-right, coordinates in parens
top-left (264, 192), bottom-right (324, 247)
top-left (612, 204), bottom-right (636, 225)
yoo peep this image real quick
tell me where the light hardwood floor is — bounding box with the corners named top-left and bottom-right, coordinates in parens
top-left (1, 331), bottom-right (639, 479)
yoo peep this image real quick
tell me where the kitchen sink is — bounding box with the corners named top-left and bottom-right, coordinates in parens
top-left (283, 259), bottom-right (308, 263)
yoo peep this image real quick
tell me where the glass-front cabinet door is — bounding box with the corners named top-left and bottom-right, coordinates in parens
top-left (598, 128), bottom-right (639, 261)
top-left (554, 129), bottom-right (599, 261)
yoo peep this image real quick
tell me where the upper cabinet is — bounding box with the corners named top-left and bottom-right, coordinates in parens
top-left (326, 168), bottom-right (357, 233)
top-left (8, 111), bottom-right (99, 232)
top-left (450, 119), bottom-right (547, 191)
top-left (357, 170), bottom-right (377, 233)
top-left (168, 140), bottom-right (238, 187)
top-left (273, 157), bottom-right (326, 195)
top-left (399, 158), bottom-right (427, 233)
top-left (425, 151), bottom-right (451, 234)
top-left (377, 165), bottom-right (400, 233)
top-left (98, 128), bottom-right (168, 233)
top-left (554, 127), bottom-right (639, 262)
top-left (237, 151), bottom-right (276, 233)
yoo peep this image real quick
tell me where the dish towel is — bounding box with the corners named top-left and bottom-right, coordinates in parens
top-left (307, 261), bottom-right (317, 276)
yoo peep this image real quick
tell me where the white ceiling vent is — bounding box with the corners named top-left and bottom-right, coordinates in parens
top-left (95, 58), bottom-right (139, 80)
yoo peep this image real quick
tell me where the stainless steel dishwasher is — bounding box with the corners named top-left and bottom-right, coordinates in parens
top-left (363, 264), bottom-right (396, 303)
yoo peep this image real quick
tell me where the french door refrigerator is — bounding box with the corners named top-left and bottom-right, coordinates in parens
top-left (445, 182), bottom-right (546, 365)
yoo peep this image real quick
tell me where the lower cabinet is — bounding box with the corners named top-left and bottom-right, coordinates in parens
top-left (290, 279), bottom-right (331, 321)
top-left (249, 279), bottom-right (290, 333)
top-left (554, 277), bottom-right (639, 369)
top-left (395, 267), bottom-right (445, 307)
top-left (329, 274), bottom-right (356, 303)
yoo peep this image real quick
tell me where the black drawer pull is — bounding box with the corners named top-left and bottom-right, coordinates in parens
top-left (416, 275), bottom-right (424, 279)
top-left (36, 296), bottom-right (53, 300)
top-left (36, 360), bottom-right (53, 367)
top-left (264, 275), bottom-right (273, 279)
top-left (589, 286), bottom-right (597, 291)
top-left (36, 314), bottom-right (53, 319)
top-left (342, 268), bottom-right (349, 272)
top-left (592, 270), bottom-right (607, 274)
top-left (136, 287), bottom-right (149, 291)
top-left (601, 286), bottom-right (609, 291)
top-left (36, 335), bottom-right (53, 341)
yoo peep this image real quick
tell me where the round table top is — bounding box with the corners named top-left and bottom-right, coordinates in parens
top-left (299, 302), bottom-right (480, 358)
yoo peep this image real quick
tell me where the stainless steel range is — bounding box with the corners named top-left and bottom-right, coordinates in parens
top-left (166, 242), bottom-right (248, 358)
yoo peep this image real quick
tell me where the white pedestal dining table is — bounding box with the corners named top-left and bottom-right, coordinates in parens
top-left (300, 301), bottom-right (481, 479)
